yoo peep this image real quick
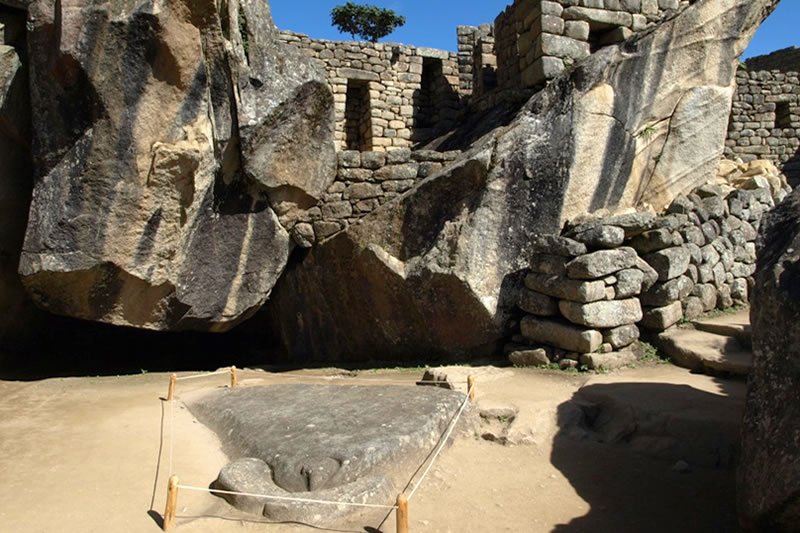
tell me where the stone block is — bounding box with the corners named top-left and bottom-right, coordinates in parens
top-left (635, 257), bottom-right (660, 291)
top-left (559, 298), bottom-right (643, 328)
top-left (615, 268), bottom-right (645, 298)
top-left (386, 148), bottom-right (412, 164)
top-left (532, 15), bottom-right (566, 37)
top-left (520, 316), bottom-right (603, 353)
top-left (321, 201), bottom-right (353, 219)
top-left (644, 247), bottom-right (691, 281)
top-left (683, 296), bottom-right (704, 321)
top-left (640, 275), bottom-right (694, 306)
top-left (566, 247), bottom-right (638, 280)
top-left (580, 349), bottom-right (637, 371)
top-left (313, 220), bottom-right (342, 240)
top-left (630, 228), bottom-right (674, 253)
top-left (338, 168), bottom-right (373, 181)
top-left (534, 33), bottom-right (591, 62)
top-left (530, 235), bottom-right (587, 257)
top-left (360, 151), bottom-right (386, 169)
top-left (374, 162), bottom-right (419, 181)
top-left (344, 183), bottom-right (382, 200)
top-left (518, 289), bottom-right (559, 316)
top-left (564, 20), bottom-right (591, 41)
top-left (572, 225), bottom-right (625, 248)
top-left (530, 254), bottom-right (568, 276)
top-left (692, 283), bottom-right (718, 312)
top-left (338, 150), bottom-right (361, 168)
top-left (562, 6), bottom-right (633, 29)
top-left (522, 57), bottom-right (565, 87)
top-left (640, 301), bottom-right (683, 330)
top-left (507, 347), bottom-right (551, 367)
top-left (604, 324), bottom-right (640, 350)
top-left (524, 273), bottom-right (606, 303)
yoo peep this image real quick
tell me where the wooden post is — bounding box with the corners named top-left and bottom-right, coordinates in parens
top-left (163, 475), bottom-right (179, 531)
top-left (167, 374), bottom-right (177, 401)
top-left (231, 366), bottom-right (238, 388)
top-left (396, 494), bottom-right (409, 533)
top-left (467, 375), bottom-right (476, 401)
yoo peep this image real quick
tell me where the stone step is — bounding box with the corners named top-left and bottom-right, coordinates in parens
top-left (656, 327), bottom-right (752, 376)
top-left (692, 309), bottom-right (752, 348)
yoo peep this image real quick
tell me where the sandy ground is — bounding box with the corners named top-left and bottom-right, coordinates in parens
top-left (0, 363), bottom-right (745, 533)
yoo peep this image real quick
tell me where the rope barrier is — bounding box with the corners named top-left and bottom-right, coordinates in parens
top-left (175, 370), bottom-right (231, 381)
top-left (176, 484), bottom-right (398, 510)
top-left (406, 379), bottom-right (474, 501)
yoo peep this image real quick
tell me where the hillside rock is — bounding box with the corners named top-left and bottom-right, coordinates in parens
top-left (18, 0), bottom-right (335, 331)
top-left (269, 0), bottom-right (776, 361)
top-left (739, 187), bottom-right (800, 531)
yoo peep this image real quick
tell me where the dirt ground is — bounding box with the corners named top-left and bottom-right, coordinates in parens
top-left (0, 362), bottom-right (745, 533)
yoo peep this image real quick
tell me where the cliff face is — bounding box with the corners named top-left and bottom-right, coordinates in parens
top-left (15, 0), bottom-right (335, 332)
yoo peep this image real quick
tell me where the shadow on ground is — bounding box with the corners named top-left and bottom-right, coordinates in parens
top-left (550, 378), bottom-right (744, 532)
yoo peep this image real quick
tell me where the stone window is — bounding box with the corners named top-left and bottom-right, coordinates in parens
top-left (776, 100), bottom-right (792, 129)
top-left (345, 79), bottom-right (372, 151)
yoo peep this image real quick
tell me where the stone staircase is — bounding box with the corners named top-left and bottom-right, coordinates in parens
top-left (655, 308), bottom-right (753, 376)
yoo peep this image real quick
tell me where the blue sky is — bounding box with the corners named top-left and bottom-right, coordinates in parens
top-left (269, 1), bottom-right (797, 59)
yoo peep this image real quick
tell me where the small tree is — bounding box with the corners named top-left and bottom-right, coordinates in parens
top-left (330, 2), bottom-right (406, 43)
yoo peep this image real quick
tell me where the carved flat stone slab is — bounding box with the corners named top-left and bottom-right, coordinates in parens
top-left (185, 384), bottom-right (469, 526)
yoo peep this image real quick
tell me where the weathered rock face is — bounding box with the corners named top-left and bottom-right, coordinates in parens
top-left (739, 187), bottom-right (800, 531)
top-left (269, 0), bottom-right (777, 361)
top-left (17, 0), bottom-right (335, 331)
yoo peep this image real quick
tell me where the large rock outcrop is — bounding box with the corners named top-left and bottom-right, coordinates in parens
top-left (270, 0), bottom-right (778, 361)
top-left (739, 187), bottom-right (800, 531)
top-left (17, 0), bottom-right (335, 331)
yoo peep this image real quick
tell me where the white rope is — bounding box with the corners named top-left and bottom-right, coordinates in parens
top-left (175, 369), bottom-right (231, 381)
top-left (177, 484), bottom-right (397, 510)
top-left (406, 381), bottom-right (474, 501)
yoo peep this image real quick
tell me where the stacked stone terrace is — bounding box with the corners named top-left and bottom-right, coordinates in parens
top-left (507, 160), bottom-right (790, 371)
top-left (278, 31), bottom-right (462, 152)
top-left (726, 65), bottom-right (800, 186)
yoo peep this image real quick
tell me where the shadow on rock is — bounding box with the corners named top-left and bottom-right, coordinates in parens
top-left (550, 379), bottom-right (745, 532)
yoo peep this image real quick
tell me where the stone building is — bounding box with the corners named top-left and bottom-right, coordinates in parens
top-left (278, 31), bottom-right (462, 152)
top-left (725, 48), bottom-right (800, 186)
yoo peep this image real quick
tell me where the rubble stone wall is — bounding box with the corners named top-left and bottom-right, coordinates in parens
top-left (508, 163), bottom-right (789, 370)
top-left (294, 149), bottom-right (461, 246)
top-left (745, 46), bottom-right (800, 73)
top-left (278, 31), bottom-right (462, 151)
top-left (726, 68), bottom-right (800, 186)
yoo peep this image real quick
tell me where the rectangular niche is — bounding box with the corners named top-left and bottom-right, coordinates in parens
top-left (776, 100), bottom-right (793, 129)
top-left (344, 78), bottom-right (372, 151)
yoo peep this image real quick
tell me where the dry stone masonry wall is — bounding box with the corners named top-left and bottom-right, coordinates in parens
top-left (292, 149), bottom-right (461, 246)
top-left (508, 159), bottom-right (791, 371)
top-left (278, 31), bottom-right (462, 152)
top-left (726, 66), bottom-right (800, 186)
top-left (492, 0), bottom-right (692, 91)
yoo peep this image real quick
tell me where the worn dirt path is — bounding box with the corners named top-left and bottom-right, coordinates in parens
top-left (0, 363), bottom-right (744, 532)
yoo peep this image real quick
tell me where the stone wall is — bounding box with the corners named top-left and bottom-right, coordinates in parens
top-left (492, 0), bottom-right (689, 91)
top-left (456, 24), bottom-right (494, 96)
top-left (293, 148), bottom-right (461, 246)
top-left (745, 46), bottom-right (800, 73)
top-left (725, 68), bottom-right (800, 186)
top-left (278, 31), bottom-right (462, 151)
top-left (507, 160), bottom-right (790, 370)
